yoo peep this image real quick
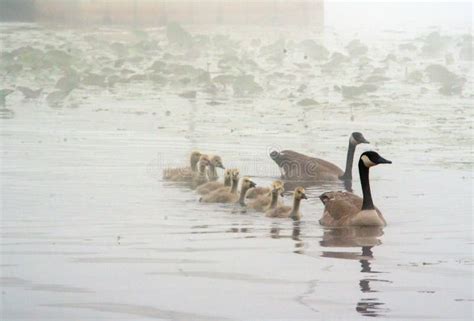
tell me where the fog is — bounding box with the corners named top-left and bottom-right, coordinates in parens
top-left (1, 1), bottom-right (473, 320)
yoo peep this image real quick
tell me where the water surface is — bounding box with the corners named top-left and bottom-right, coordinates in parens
top-left (1, 23), bottom-right (473, 320)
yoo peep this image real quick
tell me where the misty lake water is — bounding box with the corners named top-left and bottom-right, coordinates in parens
top-left (0, 22), bottom-right (473, 320)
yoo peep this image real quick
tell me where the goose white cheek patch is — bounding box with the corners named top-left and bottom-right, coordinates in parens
top-left (361, 155), bottom-right (376, 167)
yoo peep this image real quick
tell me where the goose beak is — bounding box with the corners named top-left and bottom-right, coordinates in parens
top-left (377, 156), bottom-right (392, 164)
top-left (269, 151), bottom-right (279, 159)
top-left (359, 134), bottom-right (370, 144)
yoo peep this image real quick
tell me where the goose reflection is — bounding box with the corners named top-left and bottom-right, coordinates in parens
top-left (269, 222), bottom-right (305, 254)
top-left (320, 227), bottom-right (390, 317)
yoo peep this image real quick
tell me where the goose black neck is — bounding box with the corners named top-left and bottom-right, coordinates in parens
top-left (340, 142), bottom-right (356, 180)
top-left (269, 190), bottom-right (279, 209)
top-left (358, 160), bottom-right (374, 210)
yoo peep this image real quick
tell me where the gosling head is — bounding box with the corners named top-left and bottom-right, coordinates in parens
top-left (231, 169), bottom-right (240, 181)
top-left (223, 169), bottom-right (232, 179)
top-left (360, 151), bottom-right (392, 168)
top-left (241, 177), bottom-right (257, 190)
top-left (210, 155), bottom-right (225, 169)
top-left (223, 169), bottom-right (232, 185)
top-left (190, 151), bottom-right (202, 163)
top-left (350, 132), bottom-right (370, 145)
top-left (198, 155), bottom-right (211, 168)
top-left (294, 187), bottom-right (307, 200)
top-left (271, 180), bottom-right (285, 196)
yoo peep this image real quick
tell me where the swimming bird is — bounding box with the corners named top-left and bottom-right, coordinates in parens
top-left (207, 155), bottom-right (225, 181)
top-left (191, 155), bottom-right (211, 188)
top-left (200, 172), bottom-right (256, 206)
top-left (163, 151), bottom-right (202, 181)
top-left (270, 132), bottom-right (369, 181)
top-left (200, 169), bottom-right (240, 202)
top-left (248, 180), bottom-right (284, 212)
top-left (196, 168), bottom-right (231, 195)
top-left (265, 187), bottom-right (307, 220)
top-left (319, 151), bottom-right (391, 227)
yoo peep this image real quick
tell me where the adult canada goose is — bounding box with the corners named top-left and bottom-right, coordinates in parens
top-left (163, 151), bottom-right (202, 181)
top-left (196, 168), bottom-right (232, 195)
top-left (191, 155), bottom-right (211, 188)
top-left (207, 155), bottom-right (225, 181)
top-left (248, 180), bottom-right (284, 212)
top-left (319, 151), bottom-right (391, 227)
top-left (269, 132), bottom-right (369, 181)
top-left (265, 187), bottom-right (307, 220)
top-left (200, 174), bottom-right (256, 206)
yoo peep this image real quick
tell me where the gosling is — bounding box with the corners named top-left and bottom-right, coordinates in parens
top-left (201, 174), bottom-right (256, 206)
top-left (196, 168), bottom-right (232, 195)
top-left (248, 180), bottom-right (284, 212)
top-left (207, 155), bottom-right (225, 181)
top-left (163, 151), bottom-right (202, 182)
top-left (200, 169), bottom-right (240, 202)
top-left (265, 187), bottom-right (307, 220)
top-left (191, 155), bottom-right (211, 189)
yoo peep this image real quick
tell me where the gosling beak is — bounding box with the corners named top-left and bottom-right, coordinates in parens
top-left (377, 156), bottom-right (392, 164)
top-left (219, 164), bottom-right (225, 169)
top-left (280, 192), bottom-right (285, 197)
top-left (250, 181), bottom-right (257, 188)
top-left (301, 193), bottom-right (308, 199)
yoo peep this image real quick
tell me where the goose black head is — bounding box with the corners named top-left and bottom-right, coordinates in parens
top-left (269, 150), bottom-right (280, 160)
top-left (350, 132), bottom-right (370, 145)
top-left (360, 151), bottom-right (392, 168)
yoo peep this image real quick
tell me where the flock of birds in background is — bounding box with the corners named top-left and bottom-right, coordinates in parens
top-left (0, 22), bottom-right (471, 120)
top-left (163, 132), bottom-right (391, 227)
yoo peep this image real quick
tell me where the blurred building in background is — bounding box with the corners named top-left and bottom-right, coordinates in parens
top-left (0, 0), bottom-right (324, 29)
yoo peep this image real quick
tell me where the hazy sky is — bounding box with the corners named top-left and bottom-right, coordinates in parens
top-left (325, 1), bottom-right (473, 31)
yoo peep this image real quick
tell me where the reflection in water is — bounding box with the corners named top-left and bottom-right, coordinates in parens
top-left (292, 221), bottom-right (304, 254)
top-left (356, 298), bottom-right (388, 317)
top-left (268, 222), bottom-right (305, 254)
top-left (319, 227), bottom-right (390, 317)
